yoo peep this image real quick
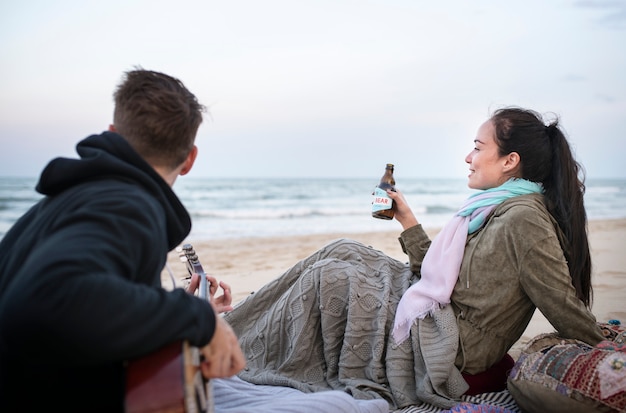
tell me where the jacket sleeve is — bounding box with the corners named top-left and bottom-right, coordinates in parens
top-left (0, 187), bottom-right (216, 366)
top-left (398, 224), bottom-right (432, 276)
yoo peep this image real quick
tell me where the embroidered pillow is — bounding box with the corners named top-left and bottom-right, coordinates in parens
top-left (507, 322), bottom-right (626, 413)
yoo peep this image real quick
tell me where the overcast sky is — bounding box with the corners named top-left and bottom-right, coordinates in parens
top-left (1, 0), bottom-right (624, 179)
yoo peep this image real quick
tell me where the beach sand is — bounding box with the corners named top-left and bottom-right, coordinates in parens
top-left (162, 218), bottom-right (626, 359)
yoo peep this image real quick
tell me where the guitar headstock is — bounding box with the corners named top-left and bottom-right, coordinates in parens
top-left (180, 243), bottom-right (201, 276)
top-left (177, 243), bottom-right (209, 301)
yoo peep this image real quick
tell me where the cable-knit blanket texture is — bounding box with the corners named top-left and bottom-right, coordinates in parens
top-left (224, 239), bottom-right (469, 409)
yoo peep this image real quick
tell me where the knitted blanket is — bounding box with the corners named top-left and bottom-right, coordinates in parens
top-left (224, 239), bottom-right (469, 410)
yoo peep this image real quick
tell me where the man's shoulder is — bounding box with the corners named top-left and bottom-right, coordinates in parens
top-left (45, 179), bottom-right (162, 223)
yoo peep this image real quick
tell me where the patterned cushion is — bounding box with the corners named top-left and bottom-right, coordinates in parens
top-left (507, 322), bottom-right (626, 413)
top-left (598, 321), bottom-right (626, 345)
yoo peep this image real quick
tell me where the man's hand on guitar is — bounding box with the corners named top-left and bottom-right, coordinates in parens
top-left (200, 316), bottom-right (246, 379)
top-left (187, 273), bottom-right (234, 313)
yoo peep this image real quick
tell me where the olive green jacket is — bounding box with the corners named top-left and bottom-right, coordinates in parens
top-left (399, 193), bottom-right (604, 374)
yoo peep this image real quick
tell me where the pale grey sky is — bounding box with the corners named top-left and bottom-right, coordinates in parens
top-left (1, 0), bottom-right (625, 179)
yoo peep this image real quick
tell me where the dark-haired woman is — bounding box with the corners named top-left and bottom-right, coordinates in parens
top-left (224, 107), bottom-right (604, 410)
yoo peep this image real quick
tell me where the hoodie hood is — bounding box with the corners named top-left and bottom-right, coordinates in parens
top-left (36, 131), bottom-right (191, 248)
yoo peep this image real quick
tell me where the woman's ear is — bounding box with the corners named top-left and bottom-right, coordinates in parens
top-left (503, 152), bottom-right (520, 173)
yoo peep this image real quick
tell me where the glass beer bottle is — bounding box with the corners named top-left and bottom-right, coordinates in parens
top-left (372, 163), bottom-right (395, 220)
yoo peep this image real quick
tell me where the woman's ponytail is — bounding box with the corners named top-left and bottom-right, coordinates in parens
top-left (491, 108), bottom-right (592, 307)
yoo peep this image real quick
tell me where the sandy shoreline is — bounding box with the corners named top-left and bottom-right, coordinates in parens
top-left (163, 218), bottom-right (626, 358)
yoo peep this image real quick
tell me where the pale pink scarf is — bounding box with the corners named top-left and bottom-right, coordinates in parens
top-left (392, 179), bottom-right (543, 344)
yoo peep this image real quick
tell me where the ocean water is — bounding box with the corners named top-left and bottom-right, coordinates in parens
top-left (1, 176), bottom-right (625, 241)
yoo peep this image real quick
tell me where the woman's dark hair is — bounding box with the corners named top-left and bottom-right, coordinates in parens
top-left (490, 107), bottom-right (592, 307)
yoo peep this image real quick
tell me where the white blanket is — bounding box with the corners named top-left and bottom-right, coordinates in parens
top-left (213, 376), bottom-right (388, 413)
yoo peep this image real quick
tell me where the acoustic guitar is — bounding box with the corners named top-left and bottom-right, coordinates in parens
top-left (125, 244), bottom-right (214, 413)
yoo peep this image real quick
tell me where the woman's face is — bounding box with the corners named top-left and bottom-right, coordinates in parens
top-left (465, 120), bottom-right (512, 190)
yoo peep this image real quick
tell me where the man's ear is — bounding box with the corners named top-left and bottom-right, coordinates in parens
top-left (108, 124), bottom-right (116, 132)
top-left (179, 145), bottom-right (198, 176)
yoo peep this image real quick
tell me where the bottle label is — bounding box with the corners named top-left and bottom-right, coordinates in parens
top-left (372, 187), bottom-right (393, 212)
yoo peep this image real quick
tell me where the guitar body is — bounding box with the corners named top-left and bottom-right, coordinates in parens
top-left (125, 341), bottom-right (185, 413)
top-left (125, 340), bottom-right (210, 413)
top-left (124, 243), bottom-right (214, 413)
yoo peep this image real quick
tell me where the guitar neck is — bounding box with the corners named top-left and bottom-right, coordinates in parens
top-left (181, 244), bottom-right (210, 302)
top-left (180, 243), bottom-right (216, 412)
top-left (127, 243), bottom-right (214, 413)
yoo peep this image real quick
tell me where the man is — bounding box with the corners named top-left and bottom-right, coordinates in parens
top-left (0, 69), bottom-right (245, 411)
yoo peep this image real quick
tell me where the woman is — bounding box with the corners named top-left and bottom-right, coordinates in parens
top-left (223, 107), bottom-right (604, 410)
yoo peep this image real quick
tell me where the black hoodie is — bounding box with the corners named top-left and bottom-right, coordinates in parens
top-left (0, 132), bottom-right (216, 412)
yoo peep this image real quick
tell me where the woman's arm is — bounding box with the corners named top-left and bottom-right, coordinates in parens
top-left (516, 210), bottom-right (604, 345)
top-left (389, 188), bottom-right (432, 275)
